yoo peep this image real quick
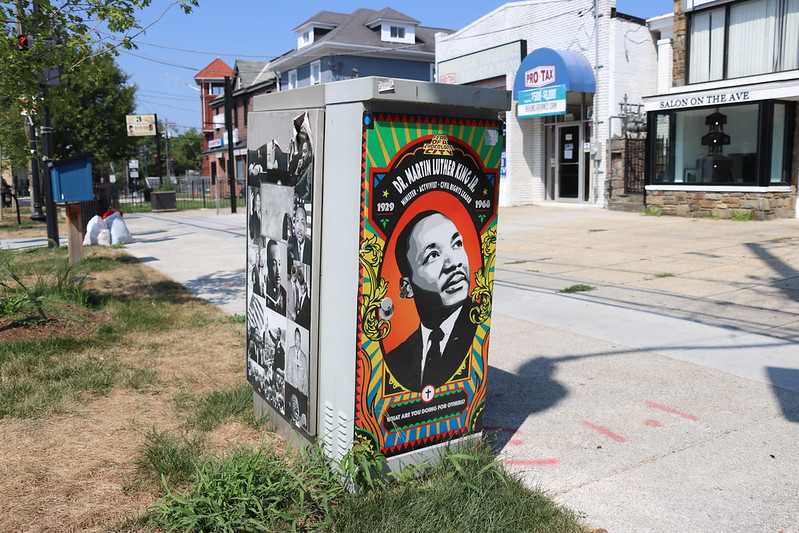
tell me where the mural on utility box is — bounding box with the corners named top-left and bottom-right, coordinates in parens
top-left (355, 112), bottom-right (503, 457)
top-left (246, 109), bottom-right (319, 435)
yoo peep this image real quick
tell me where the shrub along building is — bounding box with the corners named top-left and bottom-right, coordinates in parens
top-left (643, 0), bottom-right (798, 219)
top-left (434, 0), bottom-right (660, 209)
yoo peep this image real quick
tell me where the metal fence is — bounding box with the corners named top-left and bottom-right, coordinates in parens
top-left (624, 138), bottom-right (647, 194)
top-left (87, 176), bottom-right (245, 216)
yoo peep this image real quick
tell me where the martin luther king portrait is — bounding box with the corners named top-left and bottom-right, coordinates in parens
top-left (383, 211), bottom-right (477, 392)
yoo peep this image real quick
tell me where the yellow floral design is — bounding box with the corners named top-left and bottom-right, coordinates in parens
top-left (470, 227), bottom-right (496, 325)
top-left (360, 234), bottom-right (391, 341)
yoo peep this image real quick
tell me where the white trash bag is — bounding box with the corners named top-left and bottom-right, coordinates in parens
top-left (83, 215), bottom-right (108, 246)
top-left (105, 212), bottom-right (133, 245)
top-left (97, 228), bottom-right (112, 246)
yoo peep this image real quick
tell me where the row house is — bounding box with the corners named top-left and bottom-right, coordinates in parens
top-left (196, 59), bottom-right (277, 200)
top-left (196, 7), bottom-right (452, 200)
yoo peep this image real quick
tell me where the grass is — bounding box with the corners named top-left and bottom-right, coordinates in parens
top-left (654, 272), bottom-right (675, 278)
top-left (642, 206), bottom-right (662, 216)
top-left (146, 440), bottom-right (585, 533)
top-left (558, 284), bottom-right (596, 294)
top-left (731, 210), bottom-right (753, 221)
top-left (1, 245), bottom-right (589, 533)
top-left (335, 442), bottom-right (584, 533)
top-left (135, 428), bottom-right (207, 489)
top-left (181, 383), bottom-right (262, 431)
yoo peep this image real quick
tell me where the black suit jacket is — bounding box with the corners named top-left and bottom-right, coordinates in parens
top-left (288, 235), bottom-right (312, 265)
top-left (384, 305), bottom-right (477, 392)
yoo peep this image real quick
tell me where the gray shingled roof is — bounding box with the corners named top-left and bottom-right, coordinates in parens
top-left (285, 7), bottom-right (452, 58)
top-left (366, 8), bottom-right (420, 26)
top-left (234, 60), bottom-right (271, 88)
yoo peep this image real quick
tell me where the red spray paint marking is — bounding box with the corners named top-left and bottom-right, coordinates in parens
top-left (645, 401), bottom-right (700, 421)
top-left (580, 420), bottom-right (628, 443)
top-left (504, 458), bottom-right (560, 466)
top-left (509, 439), bottom-right (525, 446)
top-left (644, 419), bottom-right (664, 427)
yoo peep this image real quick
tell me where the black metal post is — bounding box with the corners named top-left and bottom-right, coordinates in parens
top-left (155, 114), bottom-right (164, 186)
top-left (224, 76), bottom-right (236, 213)
top-left (27, 117), bottom-right (46, 220)
top-left (40, 103), bottom-right (59, 247)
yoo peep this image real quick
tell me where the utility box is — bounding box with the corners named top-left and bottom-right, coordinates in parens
top-left (51, 156), bottom-right (93, 203)
top-left (246, 77), bottom-right (509, 470)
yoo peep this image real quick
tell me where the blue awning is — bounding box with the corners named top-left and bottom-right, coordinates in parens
top-left (513, 48), bottom-right (595, 100)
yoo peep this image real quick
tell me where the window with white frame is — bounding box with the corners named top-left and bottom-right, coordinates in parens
top-left (688, 0), bottom-right (799, 83)
top-left (298, 29), bottom-right (313, 49)
top-left (310, 60), bottom-right (321, 85)
top-left (288, 70), bottom-right (298, 90)
top-left (381, 23), bottom-right (414, 44)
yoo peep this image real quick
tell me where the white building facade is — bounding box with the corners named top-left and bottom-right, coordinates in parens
top-left (436, 0), bottom-right (660, 207)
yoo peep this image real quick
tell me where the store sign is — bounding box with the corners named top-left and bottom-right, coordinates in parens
top-left (437, 40), bottom-right (525, 86)
top-left (644, 83), bottom-right (799, 112)
top-left (125, 114), bottom-right (157, 137)
top-left (517, 84), bottom-right (566, 118)
top-left (524, 65), bottom-right (555, 88)
top-left (208, 138), bottom-right (225, 149)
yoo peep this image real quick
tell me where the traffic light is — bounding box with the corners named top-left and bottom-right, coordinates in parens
top-left (17, 34), bottom-right (29, 51)
top-left (168, 158), bottom-right (175, 174)
top-left (139, 145), bottom-right (148, 158)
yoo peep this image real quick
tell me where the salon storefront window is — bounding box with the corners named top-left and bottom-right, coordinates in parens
top-left (649, 101), bottom-right (794, 186)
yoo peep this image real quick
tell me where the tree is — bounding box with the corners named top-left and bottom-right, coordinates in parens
top-left (0, 100), bottom-right (29, 170)
top-left (48, 53), bottom-right (136, 168)
top-left (168, 128), bottom-right (202, 176)
top-left (1, 1), bottom-right (198, 112)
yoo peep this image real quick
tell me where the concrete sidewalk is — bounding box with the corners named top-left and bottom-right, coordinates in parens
top-left (123, 210), bottom-right (248, 316)
top-left (6, 205), bottom-right (797, 532)
top-left (122, 205), bottom-right (798, 532)
top-left (487, 206), bottom-right (799, 533)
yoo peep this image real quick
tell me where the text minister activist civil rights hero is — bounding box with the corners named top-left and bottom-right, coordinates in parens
top-left (384, 211), bottom-right (477, 392)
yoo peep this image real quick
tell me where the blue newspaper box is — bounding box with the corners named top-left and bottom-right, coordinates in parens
top-left (51, 156), bottom-right (93, 203)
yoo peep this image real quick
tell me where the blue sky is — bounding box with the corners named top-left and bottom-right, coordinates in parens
top-left (116, 0), bottom-right (674, 132)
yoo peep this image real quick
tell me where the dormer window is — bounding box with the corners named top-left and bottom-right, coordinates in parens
top-left (299, 30), bottom-right (313, 48)
top-left (381, 23), bottom-right (414, 44)
top-left (295, 19), bottom-right (337, 49)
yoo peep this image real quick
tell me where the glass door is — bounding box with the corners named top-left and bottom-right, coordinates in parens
top-left (556, 124), bottom-right (581, 200)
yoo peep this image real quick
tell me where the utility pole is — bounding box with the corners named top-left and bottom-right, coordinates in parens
top-left (16, 2), bottom-right (45, 220)
top-left (224, 76), bottom-right (237, 213)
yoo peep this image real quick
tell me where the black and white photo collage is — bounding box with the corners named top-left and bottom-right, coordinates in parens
top-left (246, 110), bottom-right (315, 432)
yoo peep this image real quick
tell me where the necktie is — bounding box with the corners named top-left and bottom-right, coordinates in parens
top-left (423, 327), bottom-right (444, 387)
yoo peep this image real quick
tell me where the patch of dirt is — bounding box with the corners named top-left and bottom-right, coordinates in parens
top-left (0, 258), bottom-right (280, 532)
top-left (0, 306), bottom-right (106, 343)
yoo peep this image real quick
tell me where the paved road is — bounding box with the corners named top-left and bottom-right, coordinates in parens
top-left (8, 206), bottom-right (797, 532)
